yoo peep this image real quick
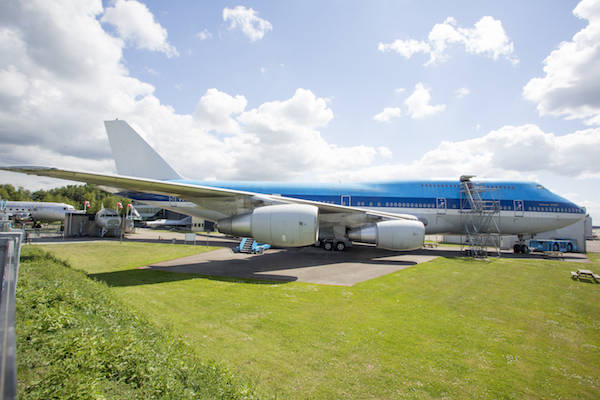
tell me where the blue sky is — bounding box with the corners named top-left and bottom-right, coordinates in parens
top-left (0, 0), bottom-right (599, 220)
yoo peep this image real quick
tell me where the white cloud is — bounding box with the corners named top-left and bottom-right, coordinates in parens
top-left (404, 83), bottom-right (446, 119)
top-left (194, 88), bottom-right (247, 134)
top-left (374, 83), bottom-right (445, 121)
top-left (101, 0), bottom-right (178, 57)
top-left (196, 28), bottom-right (212, 40)
top-left (0, 65), bottom-right (28, 98)
top-left (377, 146), bottom-right (393, 158)
top-left (523, 0), bottom-right (600, 126)
top-left (378, 16), bottom-right (517, 65)
top-left (377, 39), bottom-right (431, 58)
top-left (330, 124), bottom-right (600, 183)
top-left (455, 87), bottom-right (470, 98)
top-left (373, 107), bottom-right (403, 122)
top-left (0, 1), bottom-right (379, 183)
top-left (223, 6), bottom-right (272, 42)
top-left (1, 1), bottom-right (596, 219)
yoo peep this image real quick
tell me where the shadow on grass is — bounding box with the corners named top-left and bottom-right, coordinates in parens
top-left (88, 269), bottom-right (288, 287)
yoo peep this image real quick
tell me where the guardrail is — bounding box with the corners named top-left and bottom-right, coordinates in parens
top-left (0, 224), bottom-right (23, 400)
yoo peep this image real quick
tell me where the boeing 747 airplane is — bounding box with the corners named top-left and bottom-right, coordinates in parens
top-left (1, 120), bottom-right (586, 252)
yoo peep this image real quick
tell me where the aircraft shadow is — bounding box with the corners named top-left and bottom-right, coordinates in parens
top-left (144, 245), bottom-right (421, 284)
top-left (88, 268), bottom-right (284, 287)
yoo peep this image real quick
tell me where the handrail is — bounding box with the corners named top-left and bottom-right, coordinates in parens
top-left (0, 227), bottom-right (23, 400)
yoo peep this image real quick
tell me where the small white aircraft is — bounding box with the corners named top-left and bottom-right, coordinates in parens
top-left (0, 200), bottom-right (75, 225)
top-left (145, 216), bottom-right (191, 229)
top-left (95, 206), bottom-right (121, 237)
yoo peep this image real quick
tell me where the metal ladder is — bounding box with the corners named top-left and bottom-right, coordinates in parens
top-left (459, 176), bottom-right (501, 257)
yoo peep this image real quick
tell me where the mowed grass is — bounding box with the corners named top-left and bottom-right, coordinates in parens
top-left (17, 246), bottom-right (256, 399)
top-left (38, 243), bottom-right (600, 399)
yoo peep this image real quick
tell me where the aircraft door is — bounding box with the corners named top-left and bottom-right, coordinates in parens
top-left (436, 197), bottom-right (447, 215)
top-left (514, 200), bottom-right (524, 217)
top-left (341, 195), bottom-right (351, 207)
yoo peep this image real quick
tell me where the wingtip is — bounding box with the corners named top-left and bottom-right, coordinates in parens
top-left (1, 165), bottom-right (55, 170)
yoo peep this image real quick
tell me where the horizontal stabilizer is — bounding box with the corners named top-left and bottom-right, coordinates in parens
top-left (104, 120), bottom-right (181, 180)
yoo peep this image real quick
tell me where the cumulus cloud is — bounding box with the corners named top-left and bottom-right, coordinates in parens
top-left (523, 0), bottom-right (600, 125)
top-left (0, 0), bottom-right (381, 183)
top-left (223, 6), bottom-right (272, 41)
top-left (377, 146), bottom-right (393, 158)
top-left (194, 88), bottom-right (247, 134)
top-left (101, 0), bottom-right (178, 57)
top-left (373, 107), bottom-right (403, 122)
top-left (455, 87), bottom-right (470, 98)
top-left (374, 83), bottom-right (445, 121)
top-left (378, 16), bottom-right (517, 65)
top-left (377, 39), bottom-right (430, 58)
top-left (196, 28), bottom-right (212, 40)
top-left (404, 83), bottom-right (446, 118)
top-left (331, 125), bottom-right (600, 182)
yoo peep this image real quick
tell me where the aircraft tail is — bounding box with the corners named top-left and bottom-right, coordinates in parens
top-left (104, 120), bottom-right (181, 180)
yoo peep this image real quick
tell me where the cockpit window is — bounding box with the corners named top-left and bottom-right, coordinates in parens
top-left (536, 185), bottom-right (545, 190)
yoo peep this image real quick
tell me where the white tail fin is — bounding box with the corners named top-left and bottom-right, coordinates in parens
top-left (104, 120), bottom-right (181, 180)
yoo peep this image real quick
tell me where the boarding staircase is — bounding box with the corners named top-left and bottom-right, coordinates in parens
top-left (234, 238), bottom-right (271, 254)
top-left (239, 237), bottom-right (255, 253)
top-left (459, 176), bottom-right (501, 258)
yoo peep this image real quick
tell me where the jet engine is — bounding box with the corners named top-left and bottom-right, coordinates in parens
top-left (348, 220), bottom-right (424, 251)
top-left (217, 204), bottom-right (319, 247)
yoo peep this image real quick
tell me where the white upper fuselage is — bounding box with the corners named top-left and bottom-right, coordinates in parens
top-left (2, 201), bottom-right (75, 222)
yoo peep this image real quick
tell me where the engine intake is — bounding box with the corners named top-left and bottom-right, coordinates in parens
top-left (348, 220), bottom-right (424, 251)
top-left (217, 204), bottom-right (319, 247)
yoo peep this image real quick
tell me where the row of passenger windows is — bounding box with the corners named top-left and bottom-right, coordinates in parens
top-left (356, 202), bottom-right (437, 208)
top-left (322, 200), bottom-right (579, 213)
top-left (527, 206), bottom-right (579, 213)
top-left (421, 184), bottom-right (516, 190)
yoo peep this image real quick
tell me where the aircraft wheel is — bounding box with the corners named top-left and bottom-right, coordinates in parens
top-left (335, 242), bottom-right (346, 251)
top-left (513, 244), bottom-right (521, 254)
top-left (323, 241), bottom-right (333, 251)
top-left (567, 243), bottom-right (573, 252)
top-left (522, 245), bottom-right (530, 254)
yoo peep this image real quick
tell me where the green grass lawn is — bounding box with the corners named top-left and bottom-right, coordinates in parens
top-left (17, 245), bottom-right (255, 399)
top-left (37, 243), bottom-right (600, 399)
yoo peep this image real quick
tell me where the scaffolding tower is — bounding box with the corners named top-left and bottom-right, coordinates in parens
top-left (459, 175), bottom-right (501, 257)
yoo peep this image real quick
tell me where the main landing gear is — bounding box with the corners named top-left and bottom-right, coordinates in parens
top-left (513, 243), bottom-right (530, 254)
top-left (319, 240), bottom-right (347, 251)
top-left (513, 234), bottom-right (530, 254)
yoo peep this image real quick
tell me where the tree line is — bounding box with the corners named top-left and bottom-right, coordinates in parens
top-left (0, 184), bottom-right (132, 214)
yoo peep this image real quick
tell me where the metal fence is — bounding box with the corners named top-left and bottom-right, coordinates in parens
top-left (0, 223), bottom-right (23, 399)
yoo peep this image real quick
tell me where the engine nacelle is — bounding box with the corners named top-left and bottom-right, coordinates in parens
top-left (348, 220), bottom-right (424, 251)
top-left (217, 204), bottom-right (319, 247)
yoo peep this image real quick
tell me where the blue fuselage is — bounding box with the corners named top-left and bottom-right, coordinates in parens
top-left (123, 179), bottom-right (585, 235)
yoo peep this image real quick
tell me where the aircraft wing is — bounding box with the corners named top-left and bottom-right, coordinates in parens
top-left (1, 166), bottom-right (418, 226)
